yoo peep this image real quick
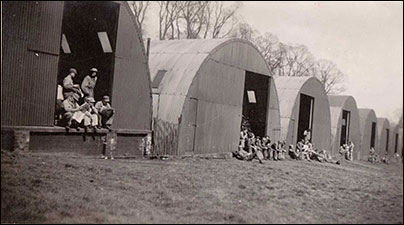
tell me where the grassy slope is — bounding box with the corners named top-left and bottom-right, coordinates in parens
top-left (1, 150), bottom-right (403, 224)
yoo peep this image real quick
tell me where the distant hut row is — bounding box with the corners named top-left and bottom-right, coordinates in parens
top-left (1, 1), bottom-right (402, 160)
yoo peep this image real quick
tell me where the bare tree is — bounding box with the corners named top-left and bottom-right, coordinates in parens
top-left (157, 1), bottom-right (183, 40)
top-left (231, 21), bottom-right (345, 93)
top-left (230, 22), bottom-right (257, 42)
top-left (178, 1), bottom-right (210, 39)
top-left (157, 1), bottom-right (240, 40)
top-left (314, 59), bottom-right (345, 94)
top-left (278, 44), bottom-right (316, 77)
top-left (253, 33), bottom-right (286, 74)
top-left (129, 1), bottom-right (151, 36)
top-left (206, 1), bottom-right (241, 38)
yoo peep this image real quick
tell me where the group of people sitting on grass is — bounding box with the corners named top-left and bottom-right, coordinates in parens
top-left (55, 68), bottom-right (115, 138)
top-left (367, 147), bottom-right (401, 164)
top-left (233, 128), bottom-right (287, 164)
top-left (288, 138), bottom-right (334, 163)
top-left (234, 123), bottom-right (338, 164)
top-left (339, 141), bottom-right (355, 161)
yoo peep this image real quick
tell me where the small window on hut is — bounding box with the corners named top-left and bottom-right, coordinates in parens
top-left (247, 90), bottom-right (257, 103)
top-left (97, 32), bottom-right (113, 53)
top-left (61, 34), bottom-right (71, 54)
top-left (152, 70), bottom-right (167, 88)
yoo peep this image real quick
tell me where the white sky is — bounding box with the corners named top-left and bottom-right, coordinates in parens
top-left (142, 1), bottom-right (403, 124)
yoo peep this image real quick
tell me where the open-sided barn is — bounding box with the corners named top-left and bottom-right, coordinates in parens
top-left (358, 109), bottom-right (378, 160)
top-left (149, 38), bottom-right (281, 156)
top-left (1, 1), bottom-right (152, 156)
top-left (328, 95), bottom-right (361, 159)
top-left (273, 76), bottom-right (331, 152)
top-left (376, 118), bottom-right (390, 157)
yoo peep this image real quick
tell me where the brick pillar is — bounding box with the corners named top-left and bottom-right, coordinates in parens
top-left (14, 130), bottom-right (30, 151)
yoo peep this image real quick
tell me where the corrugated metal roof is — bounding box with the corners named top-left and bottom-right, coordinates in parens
top-left (328, 95), bottom-right (361, 157)
top-left (358, 108), bottom-right (376, 133)
top-left (377, 117), bottom-right (390, 136)
top-left (149, 38), bottom-right (271, 123)
top-left (273, 76), bottom-right (331, 151)
top-left (328, 95), bottom-right (358, 130)
top-left (328, 95), bottom-right (352, 107)
top-left (273, 76), bottom-right (317, 120)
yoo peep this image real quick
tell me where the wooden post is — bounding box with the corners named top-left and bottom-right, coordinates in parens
top-left (14, 130), bottom-right (30, 151)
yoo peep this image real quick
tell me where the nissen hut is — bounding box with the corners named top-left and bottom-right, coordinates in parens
top-left (328, 95), bottom-right (361, 159)
top-left (1, 1), bottom-right (152, 156)
top-left (376, 118), bottom-right (390, 157)
top-left (273, 76), bottom-right (331, 152)
top-left (358, 108), bottom-right (378, 160)
top-left (149, 38), bottom-right (281, 156)
top-left (388, 123), bottom-right (401, 157)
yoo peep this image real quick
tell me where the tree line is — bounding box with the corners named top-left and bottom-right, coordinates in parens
top-left (130, 1), bottom-right (345, 94)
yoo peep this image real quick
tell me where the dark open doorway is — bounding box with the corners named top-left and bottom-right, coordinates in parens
top-left (57, 1), bottom-right (120, 103)
top-left (340, 110), bottom-right (351, 146)
top-left (370, 122), bottom-right (376, 148)
top-left (394, 133), bottom-right (398, 153)
top-left (297, 94), bottom-right (314, 143)
top-left (385, 129), bottom-right (390, 153)
top-left (242, 71), bottom-right (269, 137)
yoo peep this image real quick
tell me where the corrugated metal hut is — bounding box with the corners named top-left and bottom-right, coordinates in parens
top-left (358, 108), bottom-right (378, 160)
top-left (399, 116), bottom-right (403, 158)
top-left (388, 123), bottom-right (401, 157)
top-left (376, 118), bottom-right (390, 157)
top-left (328, 95), bottom-right (361, 159)
top-left (1, 1), bottom-right (152, 156)
top-left (149, 38), bottom-right (281, 156)
top-left (273, 76), bottom-right (331, 152)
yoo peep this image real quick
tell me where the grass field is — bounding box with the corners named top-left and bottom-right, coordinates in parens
top-left (1, 150), bottom-right (403, 224)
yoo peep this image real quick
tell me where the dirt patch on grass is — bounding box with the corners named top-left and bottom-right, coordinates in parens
top-left (1, 150), bottom-right (403, 223)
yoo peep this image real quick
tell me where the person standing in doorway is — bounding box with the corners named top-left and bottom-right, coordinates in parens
top-left (303, 129), bottom-right (311, 142)
top-left (81, 68), bottom-right (98, 97)
top-left (347, 141), bottom-right (355, 161)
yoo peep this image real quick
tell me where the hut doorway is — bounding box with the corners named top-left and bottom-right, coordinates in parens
top-left (394, 133), bottom-right (399, 153)
top-left (385, 129), bottom-right (390, 153)
top-left (340, 110), bottom-right (351, 146)
top-left (297, 94), bottom-right (314, 143)
top-left (57, 1), bottom-right (120, 104)
top-left (370, 122), bottom-right (376, 148)
top-left (242, 71), bottom-right (269, 137)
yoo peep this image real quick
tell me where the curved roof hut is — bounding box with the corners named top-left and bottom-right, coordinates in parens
top-left (273, 76), bottom-right (331, 152)
top-left (399, 116), bottom-right (404, 157)
top-left (328, 95), bottom-right (361, 159)
top-left (388, 123), bottom-right (401, 157)
top-left (376, 118), bottom-right (390, 156)
top-left (358, 109), bottom-right (378, 160)
top-left (149, 38), bottom-right (281, 155)
top-left (1, 1), bottom-right (152, 155)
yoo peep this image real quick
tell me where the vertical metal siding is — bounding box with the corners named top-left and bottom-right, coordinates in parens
top-left (112, 3), bottom-right (152, 130)
top-left (1, 1), bottom-right (64, 126)
top-left (28, 1), bottom-right (64, 55)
